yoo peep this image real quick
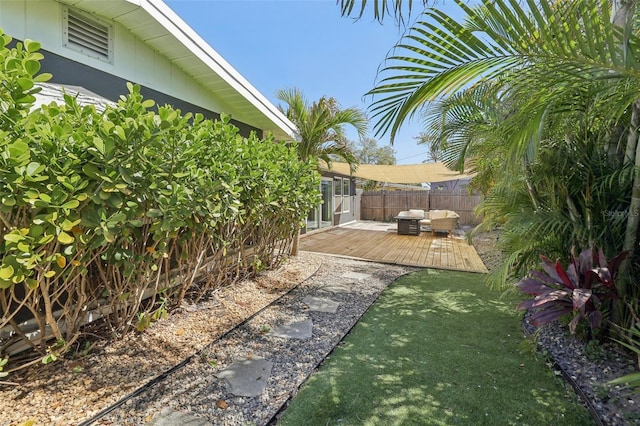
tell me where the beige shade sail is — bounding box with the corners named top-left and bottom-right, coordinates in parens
top-left (321, 162), bottom-right (474, 184)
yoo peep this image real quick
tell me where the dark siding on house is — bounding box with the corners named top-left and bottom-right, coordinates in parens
top-left (14, 39), bottom-right (262, 138)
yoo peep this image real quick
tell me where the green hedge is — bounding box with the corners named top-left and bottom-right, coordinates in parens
top-left (0, 30), bottom-right (320, 371)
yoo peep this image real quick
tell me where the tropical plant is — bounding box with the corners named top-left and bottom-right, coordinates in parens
top-left (276, 87), bottom-right (366, 254)
top-left (515, 247), bottom-right (628, 337)
top-left (608, 322), bottom-right (640, 388)
top-left (365, 0), bottom-right (640, 305)
top-left (276, 87), bottom-right (367, 170)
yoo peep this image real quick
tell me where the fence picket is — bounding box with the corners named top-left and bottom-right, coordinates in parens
top-left (360, 190), bottom-right (482, 225)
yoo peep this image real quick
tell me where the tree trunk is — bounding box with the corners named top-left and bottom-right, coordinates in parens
top-left (622, 100), bottom-right (640, 270)
top-left (291, 226), bottom-right (300, 256)
top-left (617, 1), bottom-right (639, 296)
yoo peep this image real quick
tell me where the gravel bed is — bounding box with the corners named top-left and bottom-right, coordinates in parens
top-left (527, 320), bottom-right (640, 425)
top-left (473, 230), bottom-right (640, 426)
top-left (95, 256), bottom-right (416, 425)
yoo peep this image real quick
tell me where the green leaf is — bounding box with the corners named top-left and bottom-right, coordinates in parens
top-left (25, 161), bottom-right (43, 176)
top-left (82, 163), bottom-right (101, 179)
top-left (93, 137), bottom-right (105, 154)
top-left (17, 77), bottom-right (34, 91)
top-left (23, 59), bottom-right (41, 76)
top-left (2, 196), bottom-right (16, 207)
top-left (108, 212), bottom-right (127, 224)
top-left (60, 218), bottom-right (81, 231)
top-left (61, 199), bottom-right (80, 209)
top-left (608, 372), bottom-right (640, 387)
top-left (4, 233), bottom-right (24, 243)
top-left (33, 72), bottom-right (52, 83)
top-left (38, 193), bottom-right (52, 203)
top-left (103, 228), bottom-right (115, 243)
top-left (41, 353), bottom-right (57, 365)
top-left (0, 265), bottom-right (14, 280)
top-left (37, 234), bottom-right (55, 245)
top-left (114, 126), bottom-right (126, 141)
top-left (146, 209), bottom-right (163, 218)
top-left (57, 231), bottom-right (74, 245)
top-left (24, 39), bottom-right (41, 53)
top-left (8, 141), bottom-right (29, 159)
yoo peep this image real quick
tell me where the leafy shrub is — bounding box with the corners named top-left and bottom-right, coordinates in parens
top-left (515, 247), bottom-right (627, 336)
top-left (0, 29), bottom-right (320, 372)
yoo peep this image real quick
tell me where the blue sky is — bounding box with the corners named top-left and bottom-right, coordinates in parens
top-left (164, 0), bottom-right (466, 164)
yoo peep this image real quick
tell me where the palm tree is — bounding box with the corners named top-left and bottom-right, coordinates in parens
top-left (276, 87), bottom-right (367, 170)
top-left (366, 0), bottom-right (640, 286)
top-left (276, 87), bottom-right (367, 255)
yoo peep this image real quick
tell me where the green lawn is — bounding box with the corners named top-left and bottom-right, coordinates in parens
top-left (279, 269), bottom-right (594, 426)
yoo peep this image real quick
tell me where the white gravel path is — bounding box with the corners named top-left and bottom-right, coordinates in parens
top-left (93, 256), bottom-right (416, 425)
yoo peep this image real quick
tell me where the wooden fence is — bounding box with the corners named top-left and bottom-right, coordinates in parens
top-left (360, 190), bottom-right (483, 225)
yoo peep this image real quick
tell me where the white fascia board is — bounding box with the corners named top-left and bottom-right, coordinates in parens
top-left (131, 0), bottom-right (297, 139)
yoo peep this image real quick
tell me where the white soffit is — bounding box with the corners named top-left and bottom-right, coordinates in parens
top-left (57, 0), bottom-right (296, 140)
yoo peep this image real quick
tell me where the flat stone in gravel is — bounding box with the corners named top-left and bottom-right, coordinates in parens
top-left (214, 358), bottom-right (273, 397)
top-left (341, 271), bottom-right (372, 281)
top-left (270, 319), bottom-right (313, 339)
top-left (302, 295), bottom-right (340, 313)
top-left (148, 407), bottom-right (209, 426)
top-left (317, 282), bottom-right (354, 294)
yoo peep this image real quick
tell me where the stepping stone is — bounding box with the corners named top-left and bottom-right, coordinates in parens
top-left (318, 282), bottom-right (354, 294)
top-left (148, 407), bottom-right (209, 426)
top-left (302, 295), bottom-right (340, 313)
top-left (215, 358), bottom-right (273, 397)
top-left (270, 319), bottom-right (313, 339)
top-left (341, 271), bottom-right (372, 281)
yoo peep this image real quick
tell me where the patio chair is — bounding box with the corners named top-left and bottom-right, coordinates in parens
top-left (420, 210), bottom-right (459, 237)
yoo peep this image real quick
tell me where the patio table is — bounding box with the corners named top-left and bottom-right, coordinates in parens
top-left (394, 215), bottom-right (422, 236)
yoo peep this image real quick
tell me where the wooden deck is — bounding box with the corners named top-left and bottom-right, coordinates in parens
top-left (299, 221), bottom-right (488, 273)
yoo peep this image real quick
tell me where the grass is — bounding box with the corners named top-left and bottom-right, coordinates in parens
top-left (278, 269), bottom-right (594, 426)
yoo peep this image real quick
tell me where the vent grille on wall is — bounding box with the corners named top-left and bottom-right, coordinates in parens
top-left (63, 6), bottom-right (113, 63)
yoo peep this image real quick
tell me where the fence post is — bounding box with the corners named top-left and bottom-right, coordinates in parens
top-left (382, 189), bottom-right (386, 221)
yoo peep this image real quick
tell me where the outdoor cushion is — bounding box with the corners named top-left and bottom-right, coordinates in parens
top-left (409, 209), bottom-right (425, 218)
top-left (429, 210), bottom-right (447, 219)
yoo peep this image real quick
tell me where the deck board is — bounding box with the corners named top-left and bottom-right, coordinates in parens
top-left (299, 223), bottom-right (488, 273)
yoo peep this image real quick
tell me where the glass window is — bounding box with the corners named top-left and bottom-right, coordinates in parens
top-left (334, 178), bottom-right (342, 196)
top-left (342, 178), bottom-right (350, 213)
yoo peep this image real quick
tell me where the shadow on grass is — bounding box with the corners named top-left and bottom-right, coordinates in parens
top-left (278, 269), bottom-right (594, 426)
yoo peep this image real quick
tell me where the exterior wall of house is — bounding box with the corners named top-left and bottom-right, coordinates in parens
top-left (0, 0), bottom-right (260, 137)
top-left (323, 171), bottom-right (357, 227)
top-left (303, 172), bottom-right (356, 234)
top-left (36, 48), bottom-right (261, 138)
top-left (430, 178), bottom-right (471, 192)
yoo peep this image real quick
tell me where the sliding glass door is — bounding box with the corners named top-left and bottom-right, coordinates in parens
top-left (307, 178), bottom-right (333, 231)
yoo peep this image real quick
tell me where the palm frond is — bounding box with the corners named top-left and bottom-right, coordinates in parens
top-left (369, 0), bottom-right (640, 143)
top-left (336, 0), bottom-right (431, 25)
top-left (276, 87), bottom-right (366, 168)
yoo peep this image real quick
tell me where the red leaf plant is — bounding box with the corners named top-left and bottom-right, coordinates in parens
top-left (515, 247), bottom-right (628, 335)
